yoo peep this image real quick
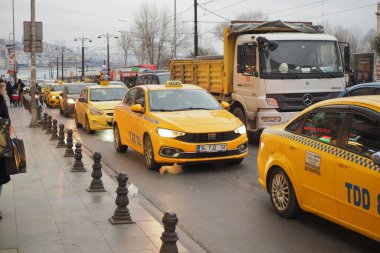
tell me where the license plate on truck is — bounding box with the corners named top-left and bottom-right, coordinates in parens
top-left (197, 144), bottom-right (226, 153)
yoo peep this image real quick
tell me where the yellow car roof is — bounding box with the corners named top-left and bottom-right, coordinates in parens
top-left (87, 85), bottom-right (126, 89)
top-left (140, 84), bottom-right (203, 91)
top-left (302, 95), bottom-right (380, 113)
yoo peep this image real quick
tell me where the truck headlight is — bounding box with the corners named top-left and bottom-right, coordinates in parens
top-left (89, 106), bottom-right (104, 115)
top-left (156, 128), bottom-right (185, 138)
top-left (234, 125), bottom-right (246, 135)
top-left (67, 98), bottom-right (75, 104)
top-left (266, 98), bottom-right (278, 106)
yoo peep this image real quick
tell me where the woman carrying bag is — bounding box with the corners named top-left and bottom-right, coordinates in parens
top-left (0, 94), bottom-right (11, 220)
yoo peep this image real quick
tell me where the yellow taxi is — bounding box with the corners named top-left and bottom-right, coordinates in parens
top-left (74, 84), bottom-right (127, 134)
top-left (44, 83), bottom-right (66, 107)
top-left (257, 96), bottom-right (380, 241)
top-left (113, 81), bottom-right (248, 170)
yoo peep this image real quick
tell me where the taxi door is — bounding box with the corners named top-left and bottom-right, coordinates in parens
top-left (126, 88), bottom-right (146, 153)
top-left (76, 89), bottom-right (88, 125)
top-left (286, 108), bottom-right (346, 218)
top-left (116, 88), bottom-right (138, 144)
top-left (334, 107), bottom-right (380, 237)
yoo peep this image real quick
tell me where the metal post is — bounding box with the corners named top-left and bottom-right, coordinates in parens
top-left (194, 0), bottom-right (198, 57)
top-left (12, 0), bottom-right (17, 82)
top-left (61, 46), bottom-right (64, 81)
top-left (107, 33), bottom-right (110, 77)
top-left (82, 37), bottom-right (85, 81)
top-left (29, 0), bottom-right (38, 127)
top-left (173, 0), bottom-right (177, 59)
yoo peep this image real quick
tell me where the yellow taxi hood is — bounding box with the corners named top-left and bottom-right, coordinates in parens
top-left (49, 91), bottom-right (61, 96)
top-left (152, 110), bottom-right (243, 132)
top-left (89, 101), bottom-right (120, 110)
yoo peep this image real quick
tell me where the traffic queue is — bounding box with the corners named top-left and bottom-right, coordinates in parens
top-left (43, 77), bottom-right (380, 243)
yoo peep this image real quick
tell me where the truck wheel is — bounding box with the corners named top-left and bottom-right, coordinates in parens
top-left (269, 167), bottom-right (300, 218)
top-left (114, 125), bottom-right (128, 152)
top-left (232, 107), bottom-right (246, 125)
top-left (143, 135), bottom-right (161, 171)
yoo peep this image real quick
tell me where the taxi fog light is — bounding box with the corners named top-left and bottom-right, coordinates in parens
top-left (160, 147), bottom-right (183, 157)
top-left (266, 98), bottom-right (278, 106)
top-left (67, 98), bottom-right (75, 104)
top-left (238, 142), bottom-right (248, 152)
top-left (157, 128), bottom-right (185, 138)
top-left (234, 125), bottom-right (246, 135)
top-left (89, 106), bottom-right (104, 116)
top-left (261, 116), bottom-right (281, 122)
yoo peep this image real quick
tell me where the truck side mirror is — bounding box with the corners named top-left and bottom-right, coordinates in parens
top-left (344, 45), bottom-right (351, 70)
top-left (237, 45), bottom-right (244, 73)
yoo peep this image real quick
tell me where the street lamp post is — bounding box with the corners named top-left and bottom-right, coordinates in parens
top-left (74, 36), bottom-right (92, 81)
top-left (56, 57), bottom-right (59, 80)
top-left (98, 33), bottom-right (118, 77)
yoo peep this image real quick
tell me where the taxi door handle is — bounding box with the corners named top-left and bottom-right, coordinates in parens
top-left (338, 160), bottom-right (349, 168)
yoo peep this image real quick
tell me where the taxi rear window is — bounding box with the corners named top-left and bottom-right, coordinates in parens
top-left (301, 112), bottom-right (345, 146)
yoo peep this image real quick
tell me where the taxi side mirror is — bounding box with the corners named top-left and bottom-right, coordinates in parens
top-left (221, 101), bottom-right (230, 110)
top-left (371, 152), bottom-right (380, 165)
top-left (59, 92), bottom-right (63, 96)
top-left (78, 97), bottom-right (87, 103)
top-left (131, 104), bottom-right (143, 113)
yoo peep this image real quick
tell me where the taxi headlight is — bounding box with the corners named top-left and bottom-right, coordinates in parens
top-left (67, 98), bottom-right (75, 104)
top-left (234, 125), bottom-right (246, 135)
top-left (89, 106), bottom-right (104, 116)
top-left (156, 128), bottom-right (185, 138)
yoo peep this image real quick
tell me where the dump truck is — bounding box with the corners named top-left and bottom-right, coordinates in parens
top-left (169, 20), bottom-right (351, 139)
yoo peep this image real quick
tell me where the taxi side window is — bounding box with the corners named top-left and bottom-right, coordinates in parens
top-left (125, 89), bottom-right (138, 106)
top-left (134, 89), bottom-right (145, 108)
top-left (301, 112), bottom-right (345, 146)
top-left (285, 114), bottom-right (306, 134)
top-left (346, 114), bottom-right (380, 157)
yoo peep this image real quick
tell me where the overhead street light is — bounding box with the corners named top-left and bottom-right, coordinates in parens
top-left (98, 33), bottom-right (118, 77)
top-left (55, 46), bottom-right (72, 80)
top-left (74, 36), bottom-right (92, 81)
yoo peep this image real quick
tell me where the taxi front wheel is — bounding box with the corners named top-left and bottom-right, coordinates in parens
top-left (143, 135), bottom-right (161, 171)
top-left (269, 168), bottom-right (300, 218)
top-left (85, 115), bottom-right (95, 134)
top-left (114, 125), bottom-right (128, 153)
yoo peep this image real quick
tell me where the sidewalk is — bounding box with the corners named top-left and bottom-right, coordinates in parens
top-left (0, 106), bottom-right (191, 253)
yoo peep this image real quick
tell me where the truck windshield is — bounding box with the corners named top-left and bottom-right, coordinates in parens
top-left (261, 40), bottom-right (343, 78)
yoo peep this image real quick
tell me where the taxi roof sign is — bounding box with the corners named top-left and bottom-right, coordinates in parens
top-left (100, 80), bottom-right (110, 85)
top-left (165, 80), bottom-right (182, 87)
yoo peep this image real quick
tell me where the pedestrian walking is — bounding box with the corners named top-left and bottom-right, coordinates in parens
top-left (16, 79), bottom-right (25, 107)
top-left (0, 94), bottom-right (11, 220)
top-left (6, 81), bottom-right (14, 106)
top-left (0, 79), bottom-right (8, 103)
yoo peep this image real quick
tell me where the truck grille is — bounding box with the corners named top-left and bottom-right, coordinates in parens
top-left (175, 131), bottom-right (240, 143)
top-left (267, 92), bottom-right (340, 112)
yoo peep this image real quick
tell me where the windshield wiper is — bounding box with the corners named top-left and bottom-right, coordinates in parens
top-left (152, 109), bottom-right (175, 112)
top-left (177, 107), bottom-right (213, 110)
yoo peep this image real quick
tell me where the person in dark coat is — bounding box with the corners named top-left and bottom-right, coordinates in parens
top-left (6, 81), bottom-right (14, 106)
top-left (0, 94), bottom-right (11, 220)
top-left (16, 79), bottom-right (25, 107)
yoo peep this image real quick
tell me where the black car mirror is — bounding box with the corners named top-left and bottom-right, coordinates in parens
top-left (78, 97), bottom-right (87, 103)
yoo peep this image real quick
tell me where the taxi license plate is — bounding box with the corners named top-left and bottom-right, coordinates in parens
top-left (197, 144), bottom-right (226, 153)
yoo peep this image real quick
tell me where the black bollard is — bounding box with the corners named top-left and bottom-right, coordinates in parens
top-left (41, 113), bottom-right (47, 129)
top-left (46, 115), bottom-right (52, 134)
top-left (109, 173), bottom-right (134, 224)
top-left (160, 212), bottom-right (179, 253)
top-left (50, 119), bottom-right (59, 141)
top-left (86, 152), bottom-right (106, 192)
top-left (56, 124), bottom-right (66, 148)
top-left (64, 129), bottom-right (75, 157)
top-left (70, 141), bottom-right (86, 172)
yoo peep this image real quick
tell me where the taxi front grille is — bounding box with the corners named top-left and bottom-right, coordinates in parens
top-left (180, 149), bottom-right (242, 158)
top-left (175, 131), bottom-right (240, 143)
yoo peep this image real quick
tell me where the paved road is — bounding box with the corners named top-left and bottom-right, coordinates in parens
top-left (45, 107), bottom-right (380, 253)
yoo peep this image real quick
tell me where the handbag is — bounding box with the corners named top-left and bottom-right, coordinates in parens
top-left (0, 118), bottom-right (12, 158)
top-left (4, 125), bottom-right (27, 175)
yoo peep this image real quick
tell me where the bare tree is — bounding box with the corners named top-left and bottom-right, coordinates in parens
top-left (117, 31), bottom-right (133, 66)
top-left (214, 10), bottom-right (268, 40)
top-left (361, 29), bottom-right (376, 52)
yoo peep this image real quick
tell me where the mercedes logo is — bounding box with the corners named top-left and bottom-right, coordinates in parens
top-left (302, 94), bottom-right (313, 106)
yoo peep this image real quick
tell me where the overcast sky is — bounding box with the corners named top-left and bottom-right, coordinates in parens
top-left (0, 0), bottom-right (379, 52)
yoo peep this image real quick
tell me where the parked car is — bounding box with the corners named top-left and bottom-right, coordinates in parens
top-left (59, 83), bottom-right (93, 117)
top-left (337, 83), bottom-right (380, 97)
top-left (135, 72), bottom-right (170, 86)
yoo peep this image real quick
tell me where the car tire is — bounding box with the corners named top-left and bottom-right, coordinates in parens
top-left (59, 105), bottom-right (63, 115)
top-left (269, 167), bottom-right (300, 218)
top-left (63, 106), bottom-right (69, 117)
top-left (114, 125), bottom-right (128, 153)
top-left (75, 112), bottom-right (82, 128)
top-left (85, 115), bottom-right (95, 134)
top-left (143, 135), bottom-right (161, 171)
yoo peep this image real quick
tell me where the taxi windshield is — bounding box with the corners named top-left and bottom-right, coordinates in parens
top-left (90, 88), bottom-right (127, 101)
top-left (50, 85), bottom-right (65, 91)
top-left (67, 85), bottom-right (88, 94)
top-left (149, 89), bottom-right (221, 111)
